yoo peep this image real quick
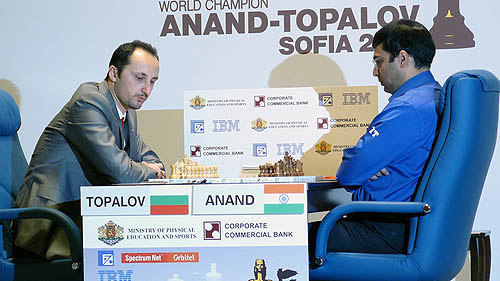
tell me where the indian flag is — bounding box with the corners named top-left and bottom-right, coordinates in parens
top-left (150, 194), bottom-right (189, 215)
top-left (264, 184), bottom-right (305, 214)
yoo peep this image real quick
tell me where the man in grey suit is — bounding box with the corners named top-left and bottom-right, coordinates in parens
top-left (14, 40), bottom-right (166, 259)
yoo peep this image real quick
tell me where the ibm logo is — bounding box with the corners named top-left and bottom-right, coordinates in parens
top-left (97, 270), bottom-right (133, 281)
top-left (212, 120), bottom-right (240, 132)
top-left (277, 143), bottom-right (304, 156)
top-left (190, 120), bottom-right (205, 133)
top-left (342, 93), bottom-right (370, 105)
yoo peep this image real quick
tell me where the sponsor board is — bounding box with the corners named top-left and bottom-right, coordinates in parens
top-left (185, 86), bottom-right (377, 178)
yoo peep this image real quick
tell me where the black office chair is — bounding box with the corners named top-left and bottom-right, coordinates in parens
top-left (0, 89), bottom-right (83, 281)
top-left (309, 70), bottom-right (499, 281)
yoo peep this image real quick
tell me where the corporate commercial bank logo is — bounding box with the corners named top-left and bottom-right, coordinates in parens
top-left (190, 95), bottom-right (206, 110)
top-left (98, 220), bottom-right (124, 246)
top-left (204, 221), bottom-right (221, 240)
top-left (254, 95), bottom-right (265, 107)
top-left (429, 0), bottom-right (475, 49)
top-left (191, 145), bottom-right (201, 157)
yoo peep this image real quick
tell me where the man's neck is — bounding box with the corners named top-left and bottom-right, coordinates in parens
top-left (107, 80), bottom-right (127, 115)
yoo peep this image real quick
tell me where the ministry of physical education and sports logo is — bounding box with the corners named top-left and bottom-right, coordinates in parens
top-left (315, 140), bottom-right (332, 155)
top-left (190, 95), bottom-right (206, 110)
top-left (251, 117), bottom-right (267, 132)
top-left (98, 220), bottom-right (124, 246)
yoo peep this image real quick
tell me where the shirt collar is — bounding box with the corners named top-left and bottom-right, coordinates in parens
top-left (116, 104), bottom-right (126, 121)
top-left (389, 70), bottom-right (435, 101)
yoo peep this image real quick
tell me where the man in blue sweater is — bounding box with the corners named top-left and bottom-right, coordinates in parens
top-left (328, 19), bottom-right (443, 253)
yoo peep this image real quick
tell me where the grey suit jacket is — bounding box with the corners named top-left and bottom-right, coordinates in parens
top-left (14, 81), bottom-right (162, 258)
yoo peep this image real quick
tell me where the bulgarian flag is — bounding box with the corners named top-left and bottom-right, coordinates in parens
top-left (150, 191), bottom-right (189, 215)
top-left (264, 184), bottom-right (305, 214)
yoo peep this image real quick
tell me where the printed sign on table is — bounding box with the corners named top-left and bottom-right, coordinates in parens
top-left (82, 183), bottom-right (309, 280)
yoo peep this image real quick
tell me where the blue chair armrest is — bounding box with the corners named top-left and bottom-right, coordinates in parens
top-left (0, 207), bottom-right (82, 266)
top-left (314, 201), bottom-right (431, 261)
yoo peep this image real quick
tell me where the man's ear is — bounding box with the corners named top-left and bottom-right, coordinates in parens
top-left (398, 50), bottom-right (410, 68)
top-left (108, 66), bottom-right (118, 82)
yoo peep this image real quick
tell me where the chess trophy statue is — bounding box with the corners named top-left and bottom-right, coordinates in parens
top-left (429, 0), bottom-right (475, 49)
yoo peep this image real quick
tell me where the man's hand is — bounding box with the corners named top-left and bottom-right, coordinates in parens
top-left (369, 168), bottom-right (389, 181)
top-left (143, 162), bottom-right (166, 179)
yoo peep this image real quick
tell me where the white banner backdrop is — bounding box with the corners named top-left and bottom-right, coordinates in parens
top-left (1, 0), bottom-right (500, 278)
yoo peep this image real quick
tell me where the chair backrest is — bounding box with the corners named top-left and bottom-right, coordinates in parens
top-left (407, 70), bottom-right (499, 279)
top-left (0, 90), bottom-right (28, 209)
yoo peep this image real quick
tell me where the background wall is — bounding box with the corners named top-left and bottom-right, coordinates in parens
top-left (1, 0), bottom-right (499, 278)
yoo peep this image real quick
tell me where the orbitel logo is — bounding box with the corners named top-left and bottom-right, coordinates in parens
top-left (429, 0), bottom-right (475, 49)
top-left (318, 93), bottom-right (333, 107)
top-left (98, 251), bottom-right (115, 266)
top-left (204, 221), bottom-right (221, 240)
top-left (253, 143), bottom-right (268, 157)
top-left (254, 96), bottom-right (265, 107)
top-left (98, 221), bottom-right (124, 246)
top-left (190, 120), bottom-right (205, 134)
top-left (190, 145), bottom-right (201, 157)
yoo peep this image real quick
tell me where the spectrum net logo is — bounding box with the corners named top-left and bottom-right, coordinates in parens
top-left (98, 251), bottom-right (114, 266)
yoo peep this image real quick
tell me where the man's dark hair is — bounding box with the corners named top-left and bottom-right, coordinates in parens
top-left (105, 40), bottom-right (159, 80)
top-left (372, 19), bottom-right (435, 69)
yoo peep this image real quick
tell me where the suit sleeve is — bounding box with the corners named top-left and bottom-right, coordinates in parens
top-left (65, 93), bottom-right (157, 183)
top-left (336, 103), bottom-right (420, 187)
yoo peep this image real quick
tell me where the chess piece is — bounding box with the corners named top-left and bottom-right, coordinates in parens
top-left (429, 0), bottom-right (475, 49)
top-left (206, 263), bottom-right (221, 281)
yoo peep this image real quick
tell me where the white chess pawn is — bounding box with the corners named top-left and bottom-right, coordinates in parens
top-left (205, 263), bottom-right (221, 281)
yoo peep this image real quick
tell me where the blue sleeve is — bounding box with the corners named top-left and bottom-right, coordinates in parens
top-left (336, 103), bottom-right (419, 186)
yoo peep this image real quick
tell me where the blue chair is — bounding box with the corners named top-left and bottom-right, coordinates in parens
top-left (0, 89), bottom-right (83, 280)
top-left (309, 70), bottom-right (500, 281)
